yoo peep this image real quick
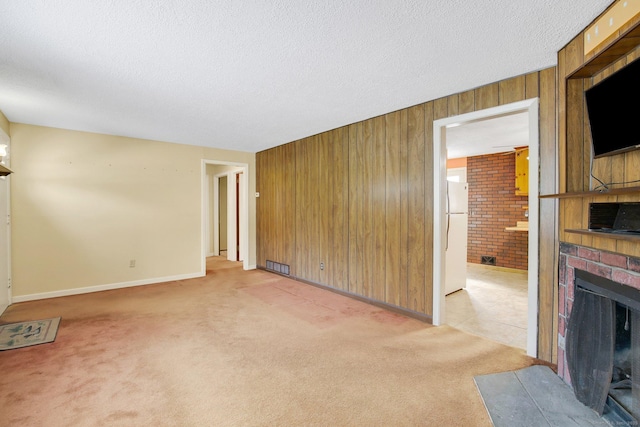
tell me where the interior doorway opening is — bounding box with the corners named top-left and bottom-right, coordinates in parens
top-left (202, 160), bottom-right (249, 271)
top-left (432, 99), bottom-right (539, 357)
top-left (216, 175), bottom-right (228, 256)
top-left (0, 128), bottom-right (11, 315)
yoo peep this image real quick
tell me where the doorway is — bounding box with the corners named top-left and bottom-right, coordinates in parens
top-left (432, 99), bottom-right (539, 357)
top-left (0, 129), bottom-right (11, 315)
top-left (202, 161), bottom-right (249, 271)
top-left (218, 175), bottom-right (228, 256)
top-left (235, 172), bottom-right (242, 261)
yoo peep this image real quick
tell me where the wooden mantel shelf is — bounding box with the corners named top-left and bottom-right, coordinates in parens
top-left (565, 229), bottom-right (640, 242)
top-left (540, 186), bottom-right (640, 199)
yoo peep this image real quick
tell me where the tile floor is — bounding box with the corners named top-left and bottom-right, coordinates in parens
top-left (446, 263), bottom-right (528, 350)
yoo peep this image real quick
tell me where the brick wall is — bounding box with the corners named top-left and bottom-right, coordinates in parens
top-left (467, 153), bottom-right (528, 270)
top-left (557, 242), bottom-right (640, 386)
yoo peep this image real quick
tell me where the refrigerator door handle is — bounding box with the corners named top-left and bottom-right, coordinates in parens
top-left (446, 185), bottom-right (450, 250)
top-left (446, 185), bottom-right (450, 214)
top-left (446, 214), bottom-right (450, 250)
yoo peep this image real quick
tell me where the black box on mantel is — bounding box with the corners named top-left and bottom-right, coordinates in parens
top-left (589, 202), bottom-right (640, 233)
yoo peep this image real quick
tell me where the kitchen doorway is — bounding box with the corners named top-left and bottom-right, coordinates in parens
top-left (432, 99), bottom-right (539, 357)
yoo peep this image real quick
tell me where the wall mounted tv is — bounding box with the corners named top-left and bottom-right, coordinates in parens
top-left (585, 58), bottom-right (640, 159)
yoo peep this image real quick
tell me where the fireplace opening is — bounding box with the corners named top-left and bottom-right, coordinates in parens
top-left (566, 269), bottom-right (640, 424)
top-left (610, 301), bottom-right (638, 424)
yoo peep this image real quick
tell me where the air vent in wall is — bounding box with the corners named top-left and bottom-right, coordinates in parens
top-left (481, 256), bottom-right (496, 266)
top-left (266, 260), bottom-right (290, 276)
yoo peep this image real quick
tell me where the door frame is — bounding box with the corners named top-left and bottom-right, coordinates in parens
top-left (0, 128), bottom-right (11, 314)
top-left (210, 172), bottom-right (229, 257)
top-left (235, 172), bottom-right (243, 262)
top-left (202, 160), bottom-right (250, 271)
top-left (432, 98), bottom-right (539, 357)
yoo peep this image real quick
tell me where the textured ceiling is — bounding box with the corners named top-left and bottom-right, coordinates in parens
top-left (0, 1), bottom-right (612, 153)
top-left (446, 112), bottom-right (529, 159)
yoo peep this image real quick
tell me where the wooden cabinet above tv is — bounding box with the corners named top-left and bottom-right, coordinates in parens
top-left (569, 3), bottom-right (640, 79)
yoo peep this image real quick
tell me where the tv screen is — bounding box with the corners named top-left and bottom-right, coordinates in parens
top-left (585, 58), bottom-right (640, 159)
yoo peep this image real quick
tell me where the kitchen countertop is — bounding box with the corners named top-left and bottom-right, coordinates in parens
top-left (505, 221), bottom-right (528, 232)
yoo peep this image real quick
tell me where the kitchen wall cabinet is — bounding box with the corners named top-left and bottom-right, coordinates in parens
top-left (515, 147), bottom-right (529, 196)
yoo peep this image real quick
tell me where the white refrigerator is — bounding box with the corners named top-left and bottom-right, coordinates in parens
top-left (445, 181), bottom-right (468, 295)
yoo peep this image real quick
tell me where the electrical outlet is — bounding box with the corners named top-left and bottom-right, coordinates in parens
top-left (129, 259), bottom-right (136, 268)
top-left (320, 262), bottom-right (324, 270)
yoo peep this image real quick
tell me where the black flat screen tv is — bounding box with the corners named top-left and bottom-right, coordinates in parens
top-left (585, 58), bottom-right (640, 159)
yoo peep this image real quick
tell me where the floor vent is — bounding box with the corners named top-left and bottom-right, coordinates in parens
top-left (266, 260), bottom-right (290, 276)
top-left (481, 256), bottom-right (496, 266)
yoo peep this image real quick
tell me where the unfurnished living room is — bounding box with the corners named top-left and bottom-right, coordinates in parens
top-left (3, 1), bottom-right (640, 426)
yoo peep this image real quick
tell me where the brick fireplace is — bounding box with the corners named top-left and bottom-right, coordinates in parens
top-left (558, 242), bottom-right (640, 421)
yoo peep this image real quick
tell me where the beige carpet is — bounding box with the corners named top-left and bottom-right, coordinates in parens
top-left (0, 258), bottom-right (542, 426)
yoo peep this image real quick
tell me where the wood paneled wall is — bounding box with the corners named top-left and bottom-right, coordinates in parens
top-left (257, 69), bottom-right (558, 360)
top-left (558, 14), bottom-right (640, 260)
top-left (552, 3), bottom-right (640, 366)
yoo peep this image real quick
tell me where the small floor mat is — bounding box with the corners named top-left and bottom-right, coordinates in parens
top-left (0, 317), bottom-right (60, 350)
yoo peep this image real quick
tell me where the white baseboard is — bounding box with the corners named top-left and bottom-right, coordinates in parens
top-left (11, 271), bottom-right (205, 303)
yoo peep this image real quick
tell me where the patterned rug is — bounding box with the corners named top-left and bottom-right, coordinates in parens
top-left (0, 317), bottom-right (61, 350)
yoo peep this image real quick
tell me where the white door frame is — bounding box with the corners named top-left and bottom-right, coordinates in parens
top-left (223, 170), bottom-right (242, 262)
top-left (0, 128), bottom-right (11, 314)
top-left (202, 160), bottom-right (250, 271)
top-left (210, 172), bottom-right (231, 257)
top-left (236, 171), bottom-right (245, 263)
top-left (432, 98), bottom-right (539, 357)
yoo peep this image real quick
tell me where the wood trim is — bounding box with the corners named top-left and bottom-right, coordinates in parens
top-left (584, 0), bottom-right (640, 57)
top-left (537, 66), bottom-right (559, 362)
top-left (565, 229), bottom-right (640, 242)
top-left (540, 185), bottom-right (640, 198)
top-left (576, 23), bottom-right (640, 77)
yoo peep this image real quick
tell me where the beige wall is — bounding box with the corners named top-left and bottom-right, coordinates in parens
top-left (0, 111), bottom-right (9, 137)
top-left (10, 123), bottom-right (256, 299)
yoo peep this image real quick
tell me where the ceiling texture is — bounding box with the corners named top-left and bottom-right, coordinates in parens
top-left (0, 1), bottom-right (612, 153)
top-left (446, 112), bottom-right (530, 159)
